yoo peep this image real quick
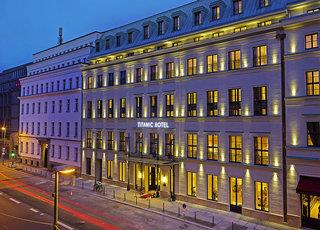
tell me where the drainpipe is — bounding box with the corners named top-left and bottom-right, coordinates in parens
top-left (276, 30), bottom-right (287, 223)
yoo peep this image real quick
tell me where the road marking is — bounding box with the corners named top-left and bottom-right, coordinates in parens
top-left (40, 213), bottom-right (44, 216)
top-left (9, 198), bottom-right (21, 204)
top-left (58, 221), bottom-right (74, 230)
top-left (30, 208), bottom-right (39, 213)
top-left (0, 192), bottom-right (3, 195)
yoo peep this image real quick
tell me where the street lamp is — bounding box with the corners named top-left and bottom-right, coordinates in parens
top-left (125, 134), bottom-right (130, 191)
top-left (52, 165), bottom-right (76, 230)
top-left (1, 126), bottom-right (6, 164)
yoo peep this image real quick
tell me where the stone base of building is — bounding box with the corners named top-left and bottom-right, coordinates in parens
top-left (176, 194), bottom-right (229, 211)
top-left (21, 157), bottom-right (41, 167)
top-left (287, 214), bottom-right (301, 228)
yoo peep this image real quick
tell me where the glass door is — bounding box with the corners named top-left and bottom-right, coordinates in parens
top-left (230, 177), bottom-right (242, 213)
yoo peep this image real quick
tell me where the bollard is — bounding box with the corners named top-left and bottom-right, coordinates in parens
top-left (148, 199), bottom-right (150, 208)
top-left (162, 202), bottom-right (164, 212)
top-left (194, 212), bottom-right (197, 221)
top-left (113, 190), bottom-right (115, 199)
top-left (103, 186), bottom-right (106, 195)
top-left (135, 196), bottom-right (138, 205)
top-left (178, 207), bottom-right (180, 216)
top-left (124, 193), bottom-right (126, 201)
top-left (212, 216), bottom-right (215, 226)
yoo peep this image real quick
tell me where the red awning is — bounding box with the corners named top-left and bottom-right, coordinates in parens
top-left (296, 176), bottom-right (320, 196)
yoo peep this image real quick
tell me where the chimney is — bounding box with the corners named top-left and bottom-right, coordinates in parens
top-left (58, 27), bottom-right (63, 45)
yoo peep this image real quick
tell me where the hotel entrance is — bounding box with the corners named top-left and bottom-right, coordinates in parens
top-left (230, 177), bottom-right (243, 214)
top-left (148, 166), bottom-right (158, 191)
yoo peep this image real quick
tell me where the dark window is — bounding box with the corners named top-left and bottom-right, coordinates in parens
top-left (120, 98), bottom-right (126, 118)
top-left (97, 100), bottom-right (103, 118)
top-left (108, 99), bottom-right (113, 118)
top-left (306, 70), bottom-right (319, 96)
top-left (107, 131), bottom-right (114, 150)
top-left (86, 130), bottom-right (92, 148)
top-left (194, 11), bottom-right (203, 26)
top-left (187, 58), bottom-right (197, 76)
top-left (307, 122), bottom-right (320, 147)
top-left (150, 65), bottom-right (158, 81)
top-left (136, 68), bottom-right (143, 83)
top-left (212, 6), bottom-right (221, 20)
top-left (86, 158), bottom-right (91, 175)
top-left (150, 96), bottom-right (157, 118)
top-left (66, 123), bottom-right (70, 137)
top-left (143, 25), bottom-right (150, 39)
top-left (253, 46), bottom-right (267, 67)
top-left (135, 97), bottom-right (143, 118)
top-left (233, 0), bottom-right (243, 15)
top-left (158, 20), bottom-right (164, 35)
top-left (207, 90), bottom-right (219, 117)
top-left (87, 101), bottom-right (92, 118)
top-left (95, 41), bottom-right (100, 52)
top-left (165, 133), bottom-right (175, 157)
top-left (135, 132), bottom-right (143, 154)
top-left (108, 73), bottom-right (114, 86)
top-left (120, 70), bottom-right (126, 85)
top-left (116, 36), bottom-right (121, 47)
top-left (105, 39), bottom-right (110, 49)
top-left (187, 133), bottom-right (197, 158)
top-left (150, 133), bottom-right (159, 157)
top-left (229, 89), bottom-right (242, 116)
top-left (228, 50), bottom-right (241, 70)
top-left (207, 134), bottom-right (219, 161)
top-left (173, 16), bottom-right (180, 31)
top-left (97, 75), bottom-right (103, 88)
top-left (254, 136), bottom-right (269, 165)
top-left (187, 92), bottom-right (197, 117)
top-left (229, 135), bottom-right (242, 163)
top-left (254, 86), bottom-right (268, 116)
top-left (119, 132), bottom-right (126, 152)
top-left (128, 32), bottom-right (133, 44)
top-left (165, 94), bottom-right (174, 117)
top-left (165, 62), bottom-right (174, 78)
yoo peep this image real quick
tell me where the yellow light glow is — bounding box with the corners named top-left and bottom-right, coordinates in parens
top-left (272, 52), bottom-right (278, 64)
top-left (273, 172), bottom-right (278, 182)
top-left (221, 166), bottom-right (225, 175)
top-left (243, 57), bottom-right (248, 68)
top-left (161, 175), bottom-right (167, 184)
top-left (291, 80), bottom-right (298, 96)
top-left (220, 103), bottom-right (225, 116)
top-left (220, 57), bottom-right (225, 71)
top-left (138, 172), bottom-right (142, 179)
top-left (1, 127), bottom-right (6, 131)
top-left (59, 168), bottom-right (76, 174)
top-left (274, 157), bottom-right (280, 167)
top-left (273, 103), bottom-right (279, 115)
top-left (290, 41), bottom-right (297, 53)
top-left (245, 169), bottom-right (250, 178)
top-left (244, 106), bottom-right (249, 116)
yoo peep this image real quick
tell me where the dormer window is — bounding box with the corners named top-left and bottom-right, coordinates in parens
top-left (116, 36), bottom-right (121, 47)
top-left (212, 6), bottom-right (221, 20)
top-left (260, 0), bottom-right (270, 7)
top-left (158, 20), bottom-right (165, 35)
top-left (233, 0), bottom-right (243, 15)
top-left (95, 41), bottom-right (100, 52)
top-left (173, 16), bottom-right (180, 31)
top-left (143, 25), bottom-right (150, 39)
top-left (128, 32), bottom-right (133, 44)
top-left (194, 11), bottom-right (203, 26)
top-left (105, 39), bottom-right (110, 49)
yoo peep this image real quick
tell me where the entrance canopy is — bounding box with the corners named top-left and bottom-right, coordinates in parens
top-left (128, 156), bottom-right (180, 166)
top-left (296, 176), bottom-right (320, 196)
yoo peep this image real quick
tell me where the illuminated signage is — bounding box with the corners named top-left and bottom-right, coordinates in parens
top-left (137, 122), bottom-right (169, 129)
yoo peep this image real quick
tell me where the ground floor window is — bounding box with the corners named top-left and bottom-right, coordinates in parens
top-left (107, 160), bottom-right (113, 179)
top-left (207, 174), bottom-right (218, 201)
top-left (230, 177), bottom-right (242, 213)
top-left (86, 157), bottom-right (91, 175)
top-left (255, 181), bottom-right (269, 212)
top-left (119, 162), bottom-right (126, 182)
top-left (187, 172), bottom-right (197, 197)
top-left (302, 194), bottom-right (320, 226)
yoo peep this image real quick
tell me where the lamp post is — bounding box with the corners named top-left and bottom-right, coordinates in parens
top-left (1, 127), bottom-right (6, 164)
top-left (126, 133), bottom-right (130, 191)
top-left (170, 138), bottom-right (176, 201)
top-left (52, 165), bottom-right (76, 230)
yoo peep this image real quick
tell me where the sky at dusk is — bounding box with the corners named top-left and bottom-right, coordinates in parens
top-left (0, 0), bottom-right (192, 71)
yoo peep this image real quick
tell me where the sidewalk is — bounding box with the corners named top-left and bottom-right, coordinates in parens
top-left (13, 163), bottom-right (296, 230)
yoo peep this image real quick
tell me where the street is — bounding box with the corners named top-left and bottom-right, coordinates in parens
top-left (0, 164), bottom-right (205, 230)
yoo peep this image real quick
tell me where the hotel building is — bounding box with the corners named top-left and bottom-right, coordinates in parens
top-left (80, 0), bottom-right (319, 228)
top-left (19, 32), bottom-right (100, 172)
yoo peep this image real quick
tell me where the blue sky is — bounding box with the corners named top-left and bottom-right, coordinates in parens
top-left (0, 0), bottom-right (192, 71)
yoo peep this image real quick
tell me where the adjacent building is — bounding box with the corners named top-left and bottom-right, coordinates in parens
top-left (80, 0), bottom-right (319, 228)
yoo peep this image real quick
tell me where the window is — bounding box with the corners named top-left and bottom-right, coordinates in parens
top-left (44, 122), bottom-right (47, 135)
top-left (254, 136), bottom-right (269, 165)
top-left (212, 6), bottom-right (220, 20)
top-left (229, 135), bottom-right (242, 163)
top-left (95, 41), bottom-right (100, 52)
top-left (58, 122), bottom-right (61, 137)
top-left (57, 81), bottom-right (60, 91)
top-left (187, 172), bottom-right (197, 197)
top-left (31, 122), bottom-right (35, 134)
top-left (158, 20), bottom-right (164, 35)
top-left (120, 70), bottom-right (126, 85)
top-left (66, 122), bottom-right (70, 137)
top-left (120, 98), bottom-right (126, 118)
top-left (150, 133), bottom-right (159, 157)
top-left (96, 130), bottom-right (102, 149)
top-left (165, 62), bottom-right (174, 79)
top-left (26, 123), bottom-right (29, 134)
top-left (136, 68), bottom-right (143, 83)
top-left (165, 133), bottom-right (174, 157)
top-left (306, 70), bottom-right (319, 96)
top-left (32, 103), bottom-right (35, 114)
top-left (75, 98), bottom-right (79, 112)
top-left (128, 32), bottom-right (133, 44)
top-left (207, 90), bottom-right (219, 117)
top-left (119, 132), bottom-right (126, 152)
top-left (74, 147), bottom-right (78, 162)
top-left (119, 162), bottom-right (126, 182)
top-left (52, 101), bottom-right (55, 113)
top-left (187, 133), bottom-right (197, 158)
top-left (194, 11), bottom-right (203, 26)
top-left (108, 73), bottom-right (114, 86)
top-left (97, 75), bottom-right (103, 88)
top-left (253, 45), bottom-right (267, 66)
top-left (187, 92), bottom-right (197, 117)
top-left (150, 96), bottom-right (157, 118)
top-left (229, 89), bottom-right (242, 116)
top-left (87, 101), bottom-right (92, 118)
top-left (143, 25), bottom-right (150, 39)
top-left (228, 50), bottom-right (241, 70)
top-left (76, 77), bottom-right (80, 88)
top-left (51, 145), bottom-right (55, 157)
top-left (150, 65), bottom-right (158, 81)
top-left (66, 99), bottom-right (70, 112)
top-left (26, 104), bottom-right (29, 114)
top-left (21, 104), bottom-right (24, 115)
top-left (135, 97), bottom-right (143, 118)
top-left (108, 99), bottom-right (114, 118)
top-left (107, 131), bottom-right (114, 150)
top-left (135, 132), bottom-right (143, 154)
top-left (307, 8), bottom-right (320, 13)
top-left (207, 174), bottom-right (218, 201)
top-left (260, 0), bottom-right (270, 7)
top-left (305, 33), bottom-right (318, 49)
top-left (87, 76), bottom-right (93, 89)
top-left (258, 20), bottom-right (272, 27)
top-left (107, 160), bottom-right (113, 179)
top-left (66, 146), bottom-right (70, 160)
top-left (51, 122), bottom-right (54, 136)
top-left (255, 182), bottom-right (269, 212)
top-left (86, 130), bottom-right (92, 148)
top-left (254, 86), bottom-right (268, 116)
top-left (63, 79), bottom-right (66, 90)
top-left (58, 100), bottom-right (62, 113)
top-left (69, 78), bottom-right (72, 89)
top-left (233, 0), bottom-right (243, 14)
top-left (116, 35), bottom-right (121, 47)
top-left (307, 122), bottom-right (320, 147)
top-left (86, 158), bottom-right (91, 175)
top-left (37, 122), bottom-right (40, 135)
top-left (74, 122), bottom-right (78, 138)
top-left (207, 134), bottom-right (219, 161)
top-left (44, 102), bottom-right (48, 114)
top-left (187, 58), bottom-right (197, 76)
top-left (234, 26), bottom-right (247, 33)
top-left (230, 177), bottom-right (243, 209)
top-left (173, 16), bottom-right (180, 31)
top-left (165, 94), bottom-right (174, 117)
top-left (97, 100), bottom-right (103, 118)
top-left (105, 39), bottom-right (110, 49)
top-left (207, 54), bottom-right (218, 73)
top-left (37, 102), bottom-right (41, 114)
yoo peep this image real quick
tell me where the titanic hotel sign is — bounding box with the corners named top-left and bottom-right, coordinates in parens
top-left (137, 121), bottom-right (170, 129)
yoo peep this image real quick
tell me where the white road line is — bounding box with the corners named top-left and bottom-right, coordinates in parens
top-left (58, 221), bottom-right (74, 230)
top-left (40, 213), bottom-right (44, 216)
top-left (30, 208), bottom-right (39, 213)
top-left (9, 198), bottom-right (21, 204)
top-left (0, 192), bottom-right (3, 195)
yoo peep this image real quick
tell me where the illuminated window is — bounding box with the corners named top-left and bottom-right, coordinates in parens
top-left (254, 136), bottom-right (269, 165)
top-left (254, 86), bottom-right (268, 116)
top-left (307, 8), bottom-right (320, 13)
top-left (172, 41), bottom-right (182, 47)
top-left (87, 101), bottom-right (92, 118)
top-left (119, 162), bottom-right (126, 182)
top-left (150, 133), bottom-right (159, 157)
top-left (136, 67), bottom-right (143, 83)
top-left (143, 25), bottom-right (150, 39)
top-left (128, 32), bottom-right (133, 44)
top-left (207, 54), bottom-right (218, 73)
top-left (253, 45), bottom-right (267, 66)
top-left (165, 133), bottom-right (174, 157)
top-left (234, 26), bottom-right (247, 33)
top-left (86, 130), bottom-right (92, 148)
top-left (187, 58), bottom-right (197, 76)
top-left (255, 182), bottom-right (269, 212)
top-left (108, 72), bottom-right (114, 86)
top-left (207, 134), bottom-right (219, 161)
top-left (306, 70), bottom-right (319, 96)
top-left (305, 33), bottom-right (318, 49)
top-left (230, 177), bottom-right (242, 212)
top-left (150, 65), bottom-right (158, 81)
top-left (108, 99), bottom-right (113, 118)
top-left (165, 94), bottom-right (174, 117)
top-left (150, 96), bottom-right (157, 118)
top-left (97, 100), bottom-right (103, 118)
top-left (233, 0), bottom-right (243, 15)
top-left (158, 20), bottom-right (165, 35)
top-left (187, 172), bottom-right (197, 197)
top-left (120, 70), bottom-right (126, 85)
top-left (229, 135), bottom-right (242, 163)
top-left (135, 97), bottom-right (143, 118)
top-left (302, 193), bottom-right (320, 223)
top-left (135, 132), bottom-right (143, 154)
top-left (120, 98), bottom-right (126, 118)
top-left (228, 50), bottom-right (241, 70)
top-left (187, 133), bottom-right (197, 159)
top-left (307, 122), bottom-right (320, 147)
top-left (212, 6), bottom-right (220, 20)
top-left (96, 130), bottom-right (102, 149)
top-left (258, 21), bottom-right (272, 28)
top-left (260, 0), bottom-right (270, 7)
top-left (107, 160), bottom-right (113, 179)
top-left (173, 16), bottom-right (180, 31)
top-left (207, 90), bottom-right (219, 117)
top-left (187, 92), bottom-right (197, 117)
top-left (107, 131), bottom-right (114, 150)
top-left (165, 62), bottom-right (174, 78)
top-left (119, 132), bottom-right (127, 152)
top-left (87, 76), bottom-right (93, 89)
top-left (207, 174), bottom-right (218, 201)
top-left (194, 11), bottom-right (203, 26)
top-left (229, 89), bottom-right (241, 116)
